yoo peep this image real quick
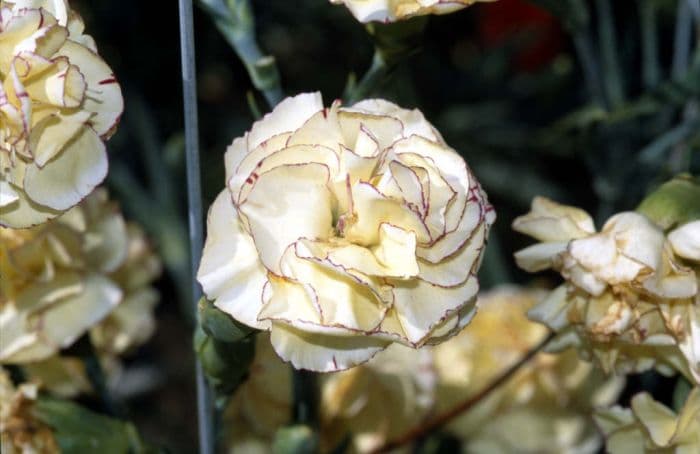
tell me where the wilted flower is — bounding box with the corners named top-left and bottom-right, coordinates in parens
top-left (432, 286), bottom-right (624, 453)
top-left (0, 189), bottom-right (160, 364)
top-left (0, 367), bottom-right (59, 453)
top-left (330, 0), bottom-right (495, 23)
top-left (513, 197), bottom-right (700, 382)
top-left (223, 333), bottom-right (435, 453)
top-left (0, 0), bottom-right (123, 228)
top-left (198, 92), bottom-right (494, 372)
top-left (595, 388), bottom-right (700, 453)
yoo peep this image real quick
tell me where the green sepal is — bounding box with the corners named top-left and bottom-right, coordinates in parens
top-left (194, 323), bottom-right (256, 396)
top-left (198, 297), bottom-right (256, 343)
top-left (366, 16), bottom-right (428, 66)
top-left (637, 174), bottom-right (700, 230)
top-left (272, 425), bottom-right (319, 454)
top-left (32, 397), bottom-right (158, 454)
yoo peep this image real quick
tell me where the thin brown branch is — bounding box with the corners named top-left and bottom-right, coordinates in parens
top-left (370, 331), bottom-right (556, 453)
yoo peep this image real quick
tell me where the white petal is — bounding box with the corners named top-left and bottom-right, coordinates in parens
top-left (197, 190), bottom-right (270, 329)
top-left (239, 163), bottom-right (334, 274)
top-left (24, 126), bottom-right (107, 210)
top-left (514, 241), bottom-right (568, 272)
top-left (389, 275), bottom-right (479, 345)
top-left (669, 220), bottom-right (700, 261)
top-left (248, 92), bottom-right (323, 150)
top-left (269, 322), bottom-right (389, 372)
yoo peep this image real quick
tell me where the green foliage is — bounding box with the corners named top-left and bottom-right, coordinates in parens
top-left (32, 398), bottom-right (157, 454)
top-left (637, 174), bottom-right (700, 230)
top-left (272, 425), bottom-right (319, 454)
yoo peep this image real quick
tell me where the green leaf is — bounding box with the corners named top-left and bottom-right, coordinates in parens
top-left (32, 398), bottom-right (140, 454)
top-left (272, 425), bottom-right (319, 454)
top-left (637, 174), bottom-right (700, 230)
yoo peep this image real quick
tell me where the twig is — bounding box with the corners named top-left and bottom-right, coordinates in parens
top-left (371, 332), bottom-right (556, 454)
top-left (177, 0), bottom-right (214, 453)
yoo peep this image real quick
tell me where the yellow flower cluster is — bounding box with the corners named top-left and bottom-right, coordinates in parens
top-left (0, 367), bottom-right (58, 454)
top-left (595, 388), bottom-right (700, 453)
top-left (513, 198), bottom-right (700, 382)
top-left (223, 287), bottom-right (622, 453)
top-left (198, 92), bottom-right (494, 372)
top-left (0, 188), bottom-right (160, 365)
top-left (330, 0), bottom-right (495, 23)
top-left (432, 286), bottom-right (624, 453)
top-left (0, 0), bottom-right (123, 228)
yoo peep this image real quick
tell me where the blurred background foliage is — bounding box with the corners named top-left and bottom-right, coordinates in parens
top-left (68, 0), bottom-right (699, 451)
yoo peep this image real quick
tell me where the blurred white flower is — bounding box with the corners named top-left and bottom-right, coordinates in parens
top-left (432, 286), bottom-right (624, 454)
top-left (0, 189), bottom-right (160, 364)
top-left (0, 367), bottom-right (59, 453)
top-left (0, 0), bottom-right (123, 228)
top-left (595, 388), bottom-right (700, 454)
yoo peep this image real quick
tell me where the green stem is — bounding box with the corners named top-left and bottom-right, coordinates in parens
top-left (564, 0), bottom-right (605, 105)
top-left (594, 0), bottom-right (625, 109)
top-left (639, 0), bottom-right (660, 89)
top-left (292, 369), bottom-right (318, 427)
top-left (344, 50), bottom-right (390, 105)
top-left (199, 0), bottom-right (284, 109)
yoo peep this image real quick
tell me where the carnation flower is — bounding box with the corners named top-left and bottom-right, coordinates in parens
top-left (223, 334), bottom-right (435, 453)
top-left (0, 367), bottom-right (59, 453)
top-left (0, 0), bottom-right (123, 228)
top-left (198, 92), bottom-right (494, 372)
top-left (431, 286), bottom-right (624, 453)
top-left (329, 0), bottom-right (495, 23)
top-left (595, 388), bottom-right (700, 453)
top-left (0, 188), bottom-right (160, 364)
top-left (513, 198), bottom-right (700, 382)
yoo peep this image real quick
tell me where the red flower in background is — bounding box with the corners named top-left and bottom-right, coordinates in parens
top-left (477, 0), bottom-right (564, 71)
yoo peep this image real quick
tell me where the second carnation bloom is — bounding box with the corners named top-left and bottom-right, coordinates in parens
top-left (198, 93), bottom-right (494, 371)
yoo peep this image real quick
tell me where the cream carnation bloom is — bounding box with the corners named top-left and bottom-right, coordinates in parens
top-left (432, 286), bottom-right (624, 454)
top-left (0, 367), bottom-right (59, 454)
top-left (595, 388), bottom-right (700, 454)
top-left (514, 198), bottom-right (700, 382)
top-left (329, 0), bottom-right (495, 23)
top-left (223, 334), bottom-right (435, 453)
top-left (0, 188), bottom-right (160, 363)
top-left (0, 0), bottom-right (123, 228)
top-left (198, 92), bottom-right (494, 372)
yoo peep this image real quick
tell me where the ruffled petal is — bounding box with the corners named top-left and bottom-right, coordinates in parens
top-left (269, 322), bottom-right (389, 372)
top-left (197, 190), bottom-right (270, 329)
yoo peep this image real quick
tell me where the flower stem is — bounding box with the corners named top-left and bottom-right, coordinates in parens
top-left (344, 50), bottom-right (389, 105)
top-left (292, 369), bottom-right (318, 427)
top-left (178, 0), bottom-right (215, 453)
top-left (370, 332), bottom-right (556, 453)
top-left (594, 0), bottom-right (625, 109)
top-left (199, 0), bottom-right (284, 109)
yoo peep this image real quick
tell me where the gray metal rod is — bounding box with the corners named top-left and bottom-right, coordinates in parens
top-left (177, 0), bottom-right (214, 453)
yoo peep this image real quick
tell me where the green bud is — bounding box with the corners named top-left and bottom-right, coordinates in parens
top-left (198, 297), bottom-right (256, 343)
top-left (637, 174), bottom-right (700, 230)
top-left (194, 324), bottom-right (256, 395)
top-left (272, 425), bottom-right (319, 454)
